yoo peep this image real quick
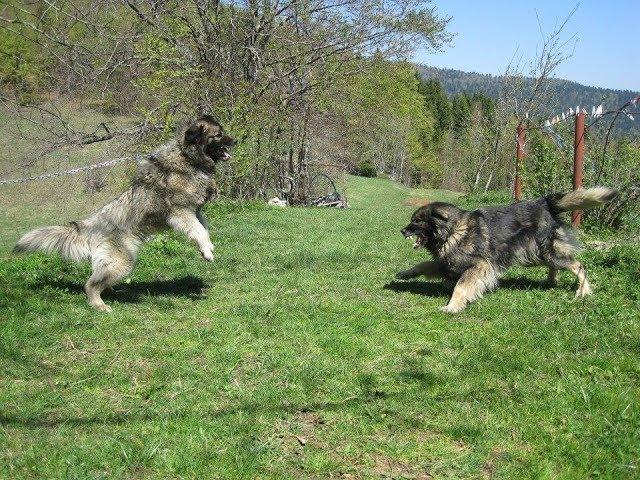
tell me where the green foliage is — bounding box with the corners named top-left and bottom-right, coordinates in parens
top-left (134, 32), bottom-right (203, 108)
top-left (522, 129), bottom-right (572, 197)
top-left (338, 59), bottom-right (436, 182)
top-left (520, 127), bottom-right (639, 232)
top-left (355, 160), bottom-right (377, 177)
top-left (0, 23), bottom-right (47, 96)
top-left (418, 78), bottom-right (451, 143)
top-left (450, 93), bottom-right (473, 139)
top-left (584, 138), bottom-right (640, 230)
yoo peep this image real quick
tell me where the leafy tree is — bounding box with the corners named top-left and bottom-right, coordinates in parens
top-left (338, 59), bottom-right (436, 184)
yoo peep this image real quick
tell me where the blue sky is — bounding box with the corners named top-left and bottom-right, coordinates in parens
top-left (413, 0), bottom-right (639, 92)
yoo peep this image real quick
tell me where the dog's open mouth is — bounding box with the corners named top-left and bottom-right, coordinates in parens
top-left (406, 234), bottom-right (426, 249)
top-left (208, 146), bottom-right (231, 161)
top-left (219, 148), bottom-right (231, 160)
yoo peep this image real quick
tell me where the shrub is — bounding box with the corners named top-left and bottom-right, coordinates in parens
top-left (355, 160), bottom-right (377, 178)
top-left (584, 139), bottom-right (640, 231)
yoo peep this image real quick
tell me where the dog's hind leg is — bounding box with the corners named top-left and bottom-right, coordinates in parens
top-left (544, 248), bottom-right (592, 297)
top-left (544, 232), bottom-right (591, 296)
top-left (85, 247), bottom-right (134, 312)
top-left (566, 261), bottom-right (592, 297)
top-left (396, 261), bottom-right (443, 280)
top-left (440, 261), bottom-right (498, 314)
top-left (545, 257), bottom-right (592, 297)
top-left (546, 267), bottom-right (558, 285)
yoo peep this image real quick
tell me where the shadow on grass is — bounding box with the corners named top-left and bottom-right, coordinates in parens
top-left (499, 277), bottom-right (557, 291)
top-left (385, 277), bottom-right (556, 298)
top-left (0, 395), bottom-right (369, 428)
top-left (383, 280), bottom-right (450, 297)
top-left (0, 360), bottom-right (445, 429)
top-left (34, 274), bottom-right (208, 303)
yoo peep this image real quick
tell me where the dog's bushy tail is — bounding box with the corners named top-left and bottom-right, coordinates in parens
top-left (13, 222), bottom-right (90, 261)
top-left (549, 187), bottom-right (617, 213)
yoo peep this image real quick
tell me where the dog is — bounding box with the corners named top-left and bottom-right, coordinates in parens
top-left (396, 187), bottom-right (617, 313)
top-left (14, 115), bottom-right (235, 312)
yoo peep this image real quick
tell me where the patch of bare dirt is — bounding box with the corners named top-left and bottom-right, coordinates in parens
top-left (482, 447), bottom-right (506, 479)
top-left (273, 410), bottom-right (328, 453)
top-left (404, 197), bottom-right (429, 207)
top-left (371, 455), bottom-right (432, 479)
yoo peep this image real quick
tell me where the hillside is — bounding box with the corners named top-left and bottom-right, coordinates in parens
top-left (417, 65), bottom-right (639, 134)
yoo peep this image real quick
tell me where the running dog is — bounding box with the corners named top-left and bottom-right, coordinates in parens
top-left (396, 188), bottom-right (617, 313)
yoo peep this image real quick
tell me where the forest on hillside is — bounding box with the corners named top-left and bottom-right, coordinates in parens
top-left (418, 65), bottom-right (640, 135)
top-left (0, 1), bottom-right (638, 229)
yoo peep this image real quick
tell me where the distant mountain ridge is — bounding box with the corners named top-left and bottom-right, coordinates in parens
top-left (417, 65), bottom-right (639, 134)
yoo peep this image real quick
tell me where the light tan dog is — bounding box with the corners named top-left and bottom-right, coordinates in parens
top-left (14, 115), bottom-right (235, 312)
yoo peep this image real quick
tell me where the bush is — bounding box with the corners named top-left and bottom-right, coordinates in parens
top-left (0, 28), bottom-right (47, 95)
top-left (521, 129), bottom-right (571, 197)
top-left (583, 139), bottom-right (640, 231)
top-left (355, 161), bottom-right (377, 178)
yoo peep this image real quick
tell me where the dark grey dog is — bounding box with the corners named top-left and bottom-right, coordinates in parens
top-left (397, 187), bottom-right (617, 313)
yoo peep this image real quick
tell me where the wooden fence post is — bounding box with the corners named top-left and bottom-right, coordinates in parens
top-left (572, 111), bottom-right (586, 226)
top-left (514, 123), bottom-right (525, 201)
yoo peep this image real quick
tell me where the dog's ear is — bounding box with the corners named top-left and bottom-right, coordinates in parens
top-left (184, 123), bottom-right (205, 146)
top-left (430, 207), bottom-right (450, 222)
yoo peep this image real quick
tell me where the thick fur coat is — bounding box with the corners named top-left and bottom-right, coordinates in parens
top-left (14, 115), bottom-right (235, 312)
top-left (397, 187), bottom-right (617, 313)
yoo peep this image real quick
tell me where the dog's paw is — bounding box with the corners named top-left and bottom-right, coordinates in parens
top-left (91, 303), bottom-right (112, 313)
top-left (201, 245), bottom-right (215, 262)
top-left (439, 304), bottom-right (464, 314)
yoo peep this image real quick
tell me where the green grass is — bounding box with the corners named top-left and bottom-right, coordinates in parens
top-left (1, 175), bottom-right (639, 479)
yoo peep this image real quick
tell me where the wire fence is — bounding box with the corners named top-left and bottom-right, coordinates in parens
top-left (0, 155), bottom-right (141, 187)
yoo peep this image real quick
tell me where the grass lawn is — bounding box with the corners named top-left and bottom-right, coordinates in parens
top-left (0, 174), bottom-right (639, 479)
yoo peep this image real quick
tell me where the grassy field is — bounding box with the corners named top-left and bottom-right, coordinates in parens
top-left (0, 173), bottom-right (639, 479)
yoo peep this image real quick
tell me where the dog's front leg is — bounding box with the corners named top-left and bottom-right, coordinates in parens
top-left (440, 261), bottom-right (498, 313)
top-left (396, 261), bottom-right (443, 280)
top-left (167, 209), bottom-right (214, 261)
top-left (196, 208), bottom-right (209, 231)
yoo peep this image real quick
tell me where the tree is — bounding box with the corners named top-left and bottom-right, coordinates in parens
top-left (0, 0), bottom-right (452, 198)
top-left (337, 58), bottom-right (436, 184)
top-left (417, 77), bottom-right (451, 143)
top-left (450, 93), bottom-right (472, 139)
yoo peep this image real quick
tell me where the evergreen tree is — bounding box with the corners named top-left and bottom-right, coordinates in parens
top-left (417, 77), bottom-right (451, 142)
top-left (450, 93), bottom-right (472, 138)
